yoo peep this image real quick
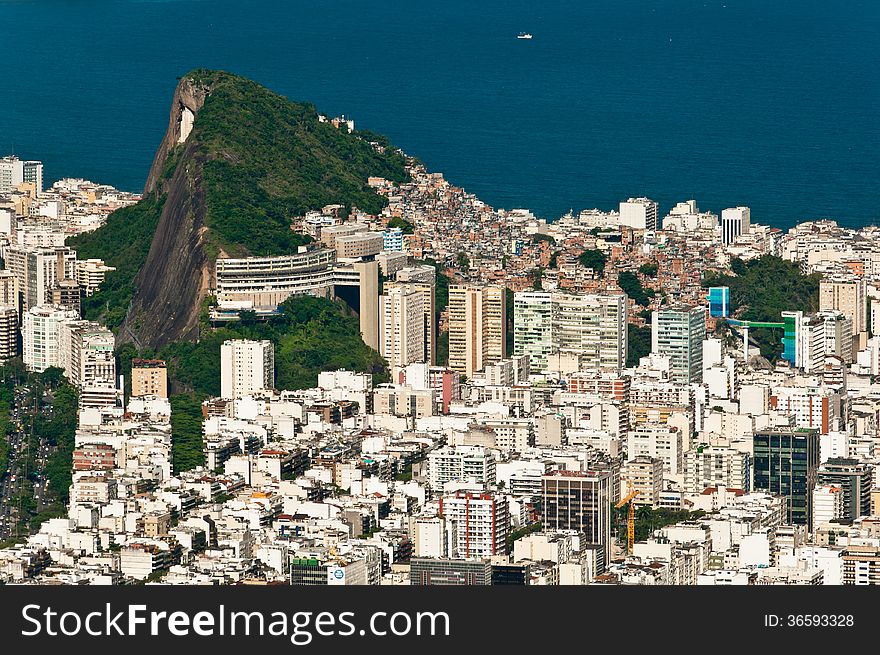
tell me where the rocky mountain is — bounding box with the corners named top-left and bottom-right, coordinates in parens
top-left (70, 69), bottom-right (407, 349)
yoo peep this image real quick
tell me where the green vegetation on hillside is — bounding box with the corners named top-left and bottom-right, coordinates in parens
top-left (123, 295), bottom-right (387, 399)
top-left (618, 271), bottom-right (652, 307)
top-left (578, 249), bottom-right (607, 274)
top-left (68, 195), bottom-right (165, 328)
top-left (189, 69), bottom-right (408, 257)
top-left (627, 323), bottom-right (652, 367)
top-left (68, 69), bottom-right (410, 329)
top-left (704, 255), bottom-right (820, 359)
top-left (387, 217), bottom-right (415, 234)
top-left (639, 262), bottom-right (658, 277)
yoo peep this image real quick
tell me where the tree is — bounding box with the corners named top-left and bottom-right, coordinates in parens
top-left (531, 268), bottom-right (544, 290)
top-left (619, 271), bottom-right (650, 306)
top-left (704, 255), bottom-right (820, 360)
top-left (578, 249), bottom-right (607, 275)
top-left (457, 251), bottom-right (470, 273)
top-left (386, 216), bottom-right (415, 234)
top-left (627, 324), bottom-right (652, 367)
top-left (39, 366), bottom-right (66, 390)
top-left (639, 262), bottom-right (658, 277)
top-left (170, 394), bottom-right (206, 473)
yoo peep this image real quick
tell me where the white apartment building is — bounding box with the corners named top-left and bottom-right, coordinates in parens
top-left (514, 291), bottom-right (627, 374)
top-left (214, 249), bottom-right (336, 310)
top-left (0, 156), bottom-right (43, 193)
top-left (447, 284), bottom-right (506, 378)
top-left (409, 516), bottom-right (455, 558)
top-left (22, 304), bottom-right (80, 372)
top-left (619, 197), bottom-right (658, 231)
top-left (0, 305), bottom-right (17, 361)
top-left (76, 259), bottom-right (116, 297)
top-left (770, 385), bottom-right (840, 434)
top-left (620, 456), bottom-right (663, 507)
top-left (477, 418), bottom-right (535, 453)
top-left (684, 446), bottom-right (750, 493)
top-left (380, 285), bottom-right (426, 368)
top-left (812, 484), bottom-right (844, 526)
top-left (440, 492), bottom-right (509, 558)
top-left (5, 246), bottom-right (78, 313)
top-left (721, 206), bottom-right (751, 245)
top-left (820, 275), bottom-right (866, 337)
top-left (428, 445), bottom-right (496, 490)
top-left (220, 339), bottom-right (275, 399)
top-left (57, 321), bottom-right (115, 386)
top-left (627, 423), bottom-right (684, 476)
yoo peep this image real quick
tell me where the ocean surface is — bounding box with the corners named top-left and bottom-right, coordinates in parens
top-left (0, 0), bottom-right (877, 230)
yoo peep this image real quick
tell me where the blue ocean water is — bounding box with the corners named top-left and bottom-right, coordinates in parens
top-left (0, 0), bottom-right (877, 230)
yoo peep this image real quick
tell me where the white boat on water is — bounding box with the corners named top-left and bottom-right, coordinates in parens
top-left (517, 32), bottom-right (533, 39)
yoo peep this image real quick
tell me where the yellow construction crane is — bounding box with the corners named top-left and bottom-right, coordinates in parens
top-left (615, 479), bottom-right (640, 555)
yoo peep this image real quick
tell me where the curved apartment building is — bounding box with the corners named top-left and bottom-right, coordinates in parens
top-left (215, 248), bottom-right (336, 310)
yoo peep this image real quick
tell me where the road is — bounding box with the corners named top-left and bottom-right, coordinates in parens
top-left (0, 386), bottom-right (58, 540)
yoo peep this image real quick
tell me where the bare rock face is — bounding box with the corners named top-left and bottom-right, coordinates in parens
top-left (144, 77), bottom-right (210, 195)
top-left (118, 77), bottom-right (213, 349)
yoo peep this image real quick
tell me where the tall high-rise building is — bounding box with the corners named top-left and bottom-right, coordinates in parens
top-left (52, 279), bottom-right (82, 316)
top-left (684, 445), bottom-right (750, 493)
top-left (721, 206), bottom-right (751, 245)
top-left (447, 284), bottom-right (507, 378)
top-left (385, 279), bottom-right (436, 365)
top-left (220, 339), bottom-right (275, 399)
top-left (620, 456), bottom-right (664, 508)
top-left (542, 470), bottom-right (613, 563)
top-left (817, 458), bottom-right (874, 522)
top-left (58, 321), bottom-right (115, 387)
top-left (0, 305), bottom-right (18, 361)
top-left (619, 197), bottom-right (658, 231)
top-left (514, 291), bottom-right (627, 374)
top-left (131, 359), bottom-right (168, 398)
top-left (0, 271), bottom-right (17, 308)
top-left (753, 427), bottom-right (820, 529)
top-left (820, 276), bottom-right (866, 338)
top-left (707, 286), bottom-right (730, 318)
top-left (5, 246), bottom-right (77, 313)
top-left (58, 320), bottom-right (118, 409)
top-left (0, 156), bottom-right (43, 194)
top-left (554, 292), bottom-right (627, 371)
top-left (439, 491), bottom-right (509, 558)
top-left (21, 304), bottom-right (80, 372)
top-left (651, 305), bottom-right (706, 384)
top-left (818, 310), bottom-right (853, 364)
top-left (379, 285), bottom-right (426, 368)
top-left (780, 311), bottom-right (826, 373)
top-left (513, 291), bottom-right (554, 373)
